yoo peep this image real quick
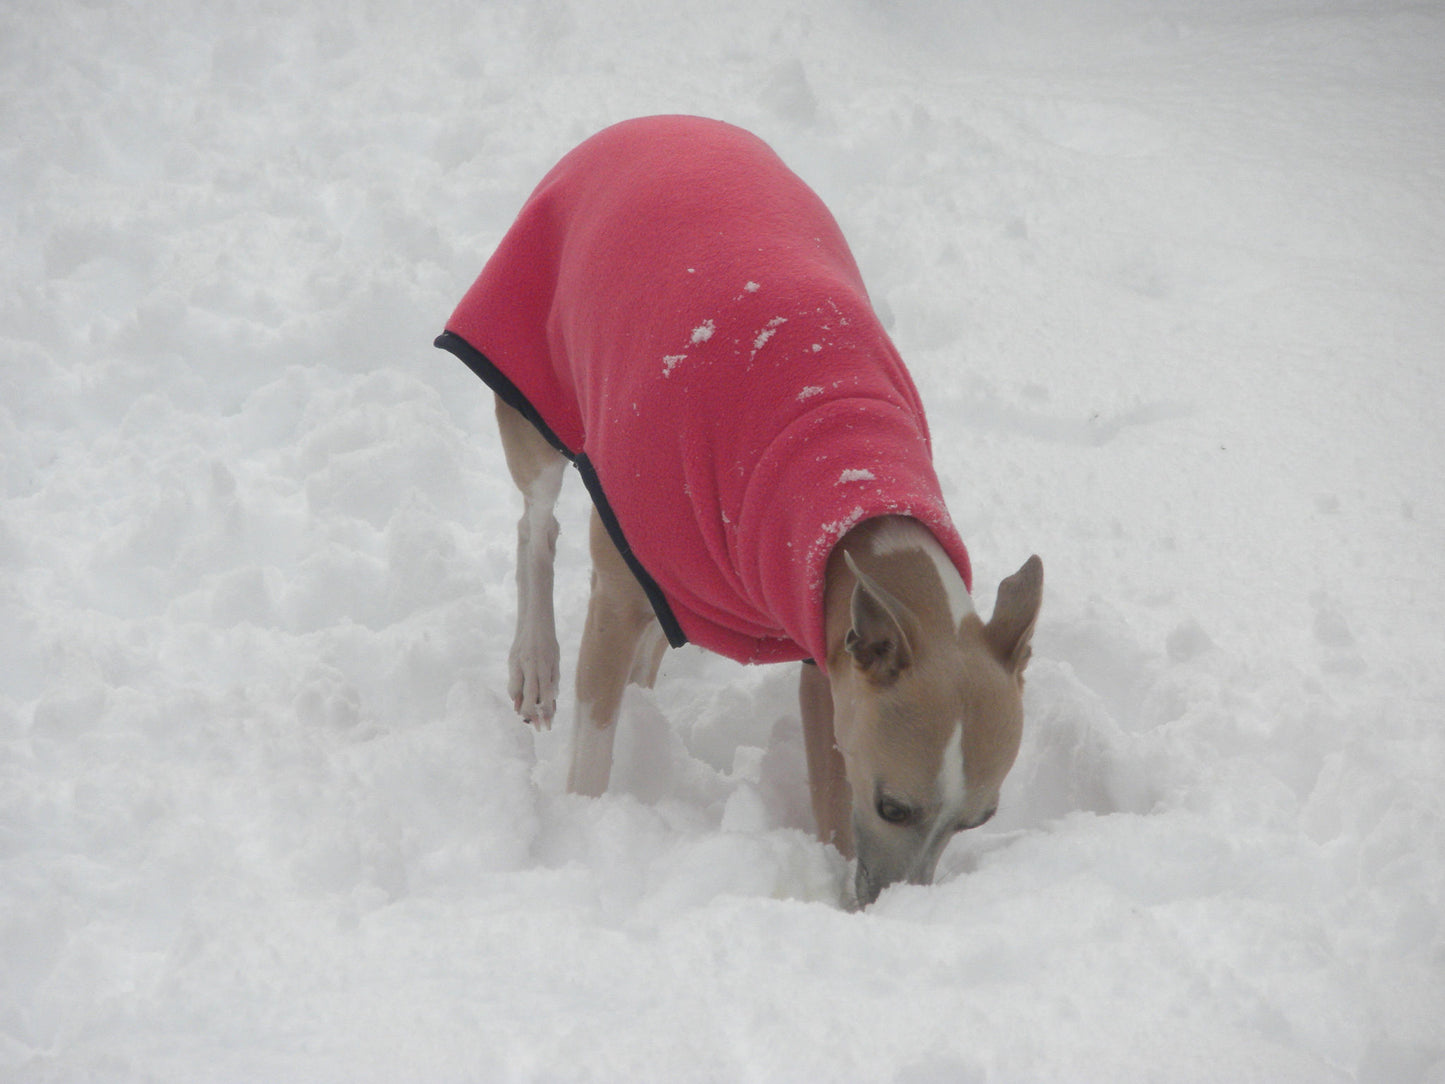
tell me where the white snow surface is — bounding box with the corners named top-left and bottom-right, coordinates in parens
top-left (4, 1), bottom-right (1444, 1080)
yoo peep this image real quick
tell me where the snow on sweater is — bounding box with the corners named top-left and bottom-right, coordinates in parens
top-left (436, 115), bottom-right (971, 666)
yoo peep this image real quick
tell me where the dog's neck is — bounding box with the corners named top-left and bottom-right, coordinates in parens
top-left (822, 516), bottom-right (972, 667)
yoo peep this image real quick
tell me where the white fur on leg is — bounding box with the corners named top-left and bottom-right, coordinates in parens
top-left (566, 700), bottom-right (618, 797)
top-left (508, 472), bottom-right (563, 728)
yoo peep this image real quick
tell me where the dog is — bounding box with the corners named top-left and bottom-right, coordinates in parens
top-left (436, 115), bottom-right (1042, 907)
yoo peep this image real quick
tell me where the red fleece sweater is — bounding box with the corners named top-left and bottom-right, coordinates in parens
top-left (437, 115), bottom-right (971, 666)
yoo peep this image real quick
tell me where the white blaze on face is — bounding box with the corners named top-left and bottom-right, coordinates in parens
top-left (925, 544), bottom-right (975, 630)
top-left (936, 722), bottom-right (967, 821)
top-left (906, 721), bottom-right (968, 884)
top-left (871, 523), bottom-right (974, 628)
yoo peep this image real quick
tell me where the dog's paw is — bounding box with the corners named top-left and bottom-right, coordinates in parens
top-left (508, 638), bottom-right (559, 729)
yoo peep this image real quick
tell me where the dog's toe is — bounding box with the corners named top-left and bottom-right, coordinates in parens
top-left (509, 649), bottom-right (558, 730)
top-left (517, 696), bottom-right (555, 730)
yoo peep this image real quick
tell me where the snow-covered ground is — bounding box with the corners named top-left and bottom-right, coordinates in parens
top-left (4, 0), bottom-right (1444, 1079)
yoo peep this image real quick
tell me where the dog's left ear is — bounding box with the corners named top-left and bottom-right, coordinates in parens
top-left (985, 555), bottom-right (1043, 675)
top-left (844, 551), bottom-right (914, 685)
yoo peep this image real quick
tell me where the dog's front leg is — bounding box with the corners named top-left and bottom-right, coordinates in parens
top-left (799, 661), bottom-right (854, 857)
top-left (496, 395), bottom-right (566, 728)
top-left (567, 511), bottom-right (657, 796)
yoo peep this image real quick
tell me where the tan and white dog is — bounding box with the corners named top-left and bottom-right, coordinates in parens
top-left (438, 117), bottom-right (1042, 907)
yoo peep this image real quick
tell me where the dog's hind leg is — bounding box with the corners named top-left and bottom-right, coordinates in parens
top-left (567, 509), bottom-right (658, 796)
top-left (628, 621), bottom-right (667, 689)
top-left (496, 394), bottom-right (567, 729)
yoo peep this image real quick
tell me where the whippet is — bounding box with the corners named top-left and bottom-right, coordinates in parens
top-left (436, 115), bottom-right (1042, 906)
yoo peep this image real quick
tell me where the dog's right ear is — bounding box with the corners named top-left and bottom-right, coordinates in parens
top-left (844, 551), bottom-right (914, 685)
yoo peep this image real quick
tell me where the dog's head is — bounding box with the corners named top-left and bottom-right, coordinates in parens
top-left (829, 551), bottom-right (1042, 907)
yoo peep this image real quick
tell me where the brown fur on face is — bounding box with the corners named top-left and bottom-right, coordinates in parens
top-left (820, 518), bottom-right (1041, 906)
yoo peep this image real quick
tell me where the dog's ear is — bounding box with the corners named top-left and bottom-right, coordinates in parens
top-left (985, 555), bottom-right (1043, 676)
top-left (844, 551), bottom-right (914, 685)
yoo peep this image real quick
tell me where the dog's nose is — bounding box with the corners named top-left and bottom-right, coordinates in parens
top-left (853, 860), bottom-right (887, 909)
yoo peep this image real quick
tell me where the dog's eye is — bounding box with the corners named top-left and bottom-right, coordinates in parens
top-left (876, 797), bottom-right (917, 825)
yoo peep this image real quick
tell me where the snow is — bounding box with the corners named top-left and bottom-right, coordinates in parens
top-left (3, 0), bottom-right (1444, 1080)
top-left (753, 316), bottom-right (788, 354)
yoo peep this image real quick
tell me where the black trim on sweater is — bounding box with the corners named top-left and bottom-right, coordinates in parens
top-left (435, 331), bottom-right (572, 458)
top-left (575, 454), bottom-right (687, 649)
top-left (435, 330), bottom-right (688, 650)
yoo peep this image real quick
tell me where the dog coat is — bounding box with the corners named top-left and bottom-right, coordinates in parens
top-left (436, 115), bottom-right (971, 667)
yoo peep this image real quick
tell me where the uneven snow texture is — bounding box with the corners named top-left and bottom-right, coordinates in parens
top-left (3, 1), bottom-right (1444, 1081)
